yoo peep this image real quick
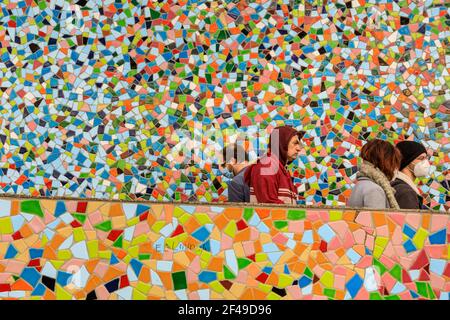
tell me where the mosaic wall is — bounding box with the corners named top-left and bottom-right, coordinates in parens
top-left (0, 1), bottom-right (449, 210)
top-left (0, 197), bottom-right (448, 300)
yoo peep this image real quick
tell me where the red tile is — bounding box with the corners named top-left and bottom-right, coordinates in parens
top-left (107, 230), bottom-right (124, 242)
top-left (76, 202), bottom-right (88, 213)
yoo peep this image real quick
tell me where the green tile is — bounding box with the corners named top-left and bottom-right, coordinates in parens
top-left (73, 214), bottom-right (86, 224)
top-left (94, 220), bottom-right (112, 232)
top-left (304, 267), bottom-right (313, 278)
top-left (287, 210), bottom-right (306, 220)
top-left (172, 271), bottom-right (187, 291)
top-left (243, 208), bottom-right (254, 221)
top-left (274, 220), bottom-right (288, 230)
top-left (416, 282), bottom-right (429, 298)
top-left (427, 283), bottom-right (436, 300)
top-left (237, 258), bottom-right (252, 270)
top-left (369, 292), bottom-right (383, 300)
top-left (20, 200), bottom-right (44, 217)
top-left (389, 264), bottom-right (402, 282)
top-left (113, 235), bottom-right (123, 248)
top-left (223, 265), bottom-right (235, 280)
top-left (373, 258), bottom-right (387, 275)
top-left (385, 295), bottom-right (400, 300)
top-left (323, 288), bottom-right (335, 299)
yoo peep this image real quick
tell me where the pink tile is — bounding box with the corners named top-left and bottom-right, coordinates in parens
top-left (288, 221), bottom-right (304, 233)
top-left (61, 259), bottom-right (85, 271)
top-left (399, 291), bottom-right (412, 300)
top-left (355, 211), bottom-right (373, 228)
top-left (1, 235), bottom-right (13, 242)
top-left (365, 235), bottom-right (374, 251)
top-left (334, 266), bottom-right (348, 276)
top-left (319, 211), bottom-right (329, 222)
top-left (430, 215), bottom-right (448, 233)
top-left (375, 225), bottom-right (389, 237)
top-left (389, 213), bottom-right (406, 226)
top-left (44, 210), bottom-right (56, 224)
top-left (236, 270), bottom-right (248, 283)
top-left (426, 245), bottom-right (447, 259)
top-left (382, 242), bottom-right (396, 259)
top-left (0, 273), bottom-right (11, 282)
top-left (221, 234), bottom-right (233, 250)
top-left (324, 252), bottom-right (339, 264)
top-left (391, 227), bottom-right (403, 245)
top-left (355, 288), bottom-right (369, 300)
top-left (430, 273), bottom-right (445, 290)
top-left (66, 201), bottom-right (78, 212)
top-left (306, 211), bottom-right (320, 221)
top-left (379, 255), bottom-right (395, 269)
top-left (95, 286), bottom-right (110, 300)
top-left (162, 250), bottom-right (173, 260)
top-left (343, 231), bottom-right (355, 248)
top-left (249, 227), bottom-right (259, 241)
top-left (190, 256), bottom-right (201, 273)
top-left (114, 261), bottom-right (127, 272)
top-left (405, 282), bottom-right (417, 292)
top-left (187, 269), bottom-right (198, 283)
top-left (133, 221), bottom-right (150, 237)
top-left (29, 217), bottom-right (46, 233)
top-left (356, 256), bottom-right (373, 268)
top-left (312, 265), bottom-right (324, 277)
top-left (329, 221), bottom-right (349, 238)
top-left (188, 291), bottom-right (200, 300)
top-left (95, 230), bottom-right (109, 241)
top-left (381, 273), bottom-right (396, 292)
top-left (4, 260), bottom-right (26, 273)
top-left (285, 285), bottom-right (302, 299)
top-left (353, 229), bottom-right (366, 245)
top-left (272, 233), bottom-right (288, 245)
top-left (399, 256), bottom-right (414, 270)
top-left (88, 210), bottom-right (103, 225)
top-left (327, 236), bottom-right (342, 250)
top-left (444, 283), bottom-right (450, 291)
top-left (312, 295), bottom-right (328, 300)
top-left (334, 275), bottom-right (346, 290)
top-left (362, 226), bottom-right (374, 235)
top-left (93, 262), bottom-right (108, 278)
top-left (405, 214), bottom-right (421, 229)
top-left (242, 241), bottom-right (255, 256)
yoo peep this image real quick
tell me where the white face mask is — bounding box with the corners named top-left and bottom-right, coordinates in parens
top-left (412, 160), bottom-right (431, 177)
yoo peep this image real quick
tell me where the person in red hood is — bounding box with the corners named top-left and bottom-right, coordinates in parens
top-left (244, 126), bottom-right (305, 204)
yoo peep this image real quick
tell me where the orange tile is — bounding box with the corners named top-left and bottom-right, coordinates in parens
top-left (253, 288), bottom-right (268, 299)
top-left (207, 257), bottom-right (224, 272)
top-left (109, 203), bottom-right (124, 217)
top-left (173, 262), bottom-right (185, 272)
top-left (271, 209), bottom-right (286, 220)
top-left (42, 247), bottom-right (57, 259)
top-left (20, 224), bottom-right (33, 238)
top-left (11, 279), bottom-right (33, 291)
top-left (266, 273), bottom-right (279, 286)
top-left (103, 267), bottom-right (123, 282)
top-left (11, 201), bottom-right (20, 215)
top-left (48, 234), bottom-right (66, 250)
top-left (312, 283), bottom-right (323, 295)
top-left (335, 248), bottom-right (345, 257)
top-left (253, 240), bottom-right (262, 253)
top-left (335, 290), bottom-right (345, 300)
top-left (184, 217), bottom-right (201, 233)
top-left (85, 259), bottom-right (100, 273)
top-left (255, 208), bottom-right (270, 219)
top-left (139, 243), bottom-right (152, 254)
top-left (43, 290), bottom-right (56, 300)
top-left (74, 291), bottom-right (85, 300)
top-left (112, 248), bottom-right (127, 260)
top-left (146, 213), bottom-right (156, 227)
top-left (138, 267), bottom-right (151, 283)
top-left (373, 212), bottom-right (386, 227)
top-left (158, 272), bottom-right (173, 290)
top-left (240, 288), bottom-right (253, 300)
top-left (85, 275), bottom-right (102, 293)
top-left (343, 211), bottom-right (356, 221)
top-left (234, 228), bottom-right (251, 242)
top-left (422, 214), bottom-right (430, 229)
top-left (188, 282), bottom-right (199, 291)
top-left (223, 207), bottom-right (242, 220)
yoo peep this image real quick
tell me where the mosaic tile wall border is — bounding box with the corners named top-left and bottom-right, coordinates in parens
top-left (0, 197), bottom-right (448, 300)
top-left (0, 1), bottom-right (449, 210)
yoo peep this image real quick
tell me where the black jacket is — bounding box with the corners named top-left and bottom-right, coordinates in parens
top-left (391, 178), bottom-right (425, 210)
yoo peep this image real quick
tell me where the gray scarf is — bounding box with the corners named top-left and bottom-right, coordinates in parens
top-left (357, 161), bottom-right (400, 210)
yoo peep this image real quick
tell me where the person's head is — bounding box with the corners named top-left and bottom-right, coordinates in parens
top-left (268, 126), bottom-right (305, 165)
top-left (360, 139), bottom-right (401, 181)
top-left (396, 141), bottom-right (430, 178)
top-left (221, 143), bottom-right (249, 176)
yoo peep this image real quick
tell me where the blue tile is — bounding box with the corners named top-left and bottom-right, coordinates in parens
top-left (318, 224), bottom-right (336, 242)
top-left (346, 274), bottom-right (363, 298)
top-left (20, 268), bottom-right (41, 288)
top-left (110, 253), bottom-right (119, 265)
top-left (192, 226), bottom-right (210, 242)
top-left (410, 290), bottom-right (419, 299)
top-left (298, 276), bottom-right (312, 288)
top-left (199, 271), bottom-right (217, 283)
top-left (54, 201), bottom-right (66, 217)
top-left (199, 240), bottom-right (210, 252)
top-left (284, 264), bottom-right (290, 275)
top-left (56, 271), bottom-right (73, 286)
top-left (5, 244), bottom-right (18, 259)
top-left (136, 204), bottom-right (149, 216)
top-left (130, 258), bottom-right (143, 276)
top-left (429, 229), bottom-right (446, 245)
top-left (31, 283), bottom-right (46, 296)
top-left (402, 224), bottom-right (416, 239)
top-left (262, 266), bottom-right (273, 274)
top-left (403, 239), bottom-right (417, 253)
top-left (29, 248), bottom-right (43, 259)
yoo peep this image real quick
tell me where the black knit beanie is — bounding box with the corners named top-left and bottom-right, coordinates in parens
top-left (396, 141), bottom-right (427, 170)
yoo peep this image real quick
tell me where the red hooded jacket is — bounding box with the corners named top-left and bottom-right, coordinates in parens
top-left (244, 126), bottom-right (301, 204)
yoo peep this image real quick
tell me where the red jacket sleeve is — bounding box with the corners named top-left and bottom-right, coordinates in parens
top-left (250, 165), bottom-right (284, 204)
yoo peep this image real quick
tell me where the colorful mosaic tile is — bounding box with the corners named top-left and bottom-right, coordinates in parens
top-left (0, 1), bottom-right (449, 211)
top-left (0, 198), bottom-right (448, 300)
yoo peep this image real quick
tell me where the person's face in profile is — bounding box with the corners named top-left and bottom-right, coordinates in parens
top-left (287, 135), bottom-right (302, 163)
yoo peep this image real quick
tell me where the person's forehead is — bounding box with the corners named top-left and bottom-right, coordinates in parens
top-left (289, 135), bottom-right (300, 143)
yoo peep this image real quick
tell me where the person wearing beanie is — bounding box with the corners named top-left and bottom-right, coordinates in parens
top-left (391, 141), bottom-right (430, 209)
top-left (244, 126), bottom-right (305, 204)
top-left (348, 139), bottom-right (402, 209)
